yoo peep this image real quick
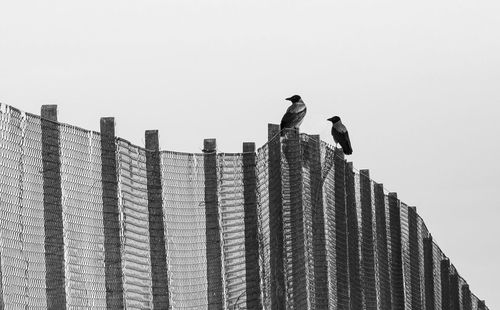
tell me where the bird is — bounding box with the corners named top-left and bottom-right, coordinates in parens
top-left (280, 95), bottom-right (307, 136)
top-left (327, 116), bottom-right (353, 155)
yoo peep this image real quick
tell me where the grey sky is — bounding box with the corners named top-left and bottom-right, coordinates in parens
top-left (1, 0), bottom-right (499, 306)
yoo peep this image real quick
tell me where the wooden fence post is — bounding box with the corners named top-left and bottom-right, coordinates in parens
top-left (424, 236), bottom-right (435, 310)
top-left (268, 124), bottom-right (285, 310)
top-left (282, 128), bottom-right (307, 308)
top-left (388, 192), bottom-right (405, 310)
top-left (145, 130), bottom-right (169, 309)
top-left (242, 142), bottom-right (263, 309)
top-left (203, 138), bottom-right (223, 310)
top-left (345, 162), bottom-right (362, 310)
top-left (309, 135), bottom-right (328, 309)
top-left (100, 117), bottom-right (124, 309)
top-left (374, 183), bottom-right (391, 310)
top-left (360, 170), bottom-right (376, 310)
top-left (408, 206), bottom-right (422, 309)
top-left (461, 284), bottom-right (472, 310)
top-left (450, 268), bottom-right (460, 310)
top-left (333, 148), bottom-right (349, 310)
top-left (441, 258), bottom-right (451, 310)
top-left (41, 105), bottom-right (66, 310)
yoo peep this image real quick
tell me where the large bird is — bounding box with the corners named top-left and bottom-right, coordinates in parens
top-left (280, 95), bottom-right (307, 136)
top-left (327, 116), bottom-right (353, 155)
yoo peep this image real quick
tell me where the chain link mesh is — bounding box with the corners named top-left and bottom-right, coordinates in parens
top-left (0, 107), bottom-right (47, 309)
top-left (160, 150), bottom-right (208, 309)
top-left (256, 144), bottom-right (271, 309)
top-left (217, 153), bottom-right (247, 309)
top-left (433, 242), bottom-right (444, 310)
top-left (320, 140), bottom-right (338, 309)
top-left (400, 202), bottom-right (412, 309)
top-left (0, 103), bottom-right (491, 309)
top-left (115, 139), bottom-right (154, 309)
top-left (59, 124), bottom-right (106, 308)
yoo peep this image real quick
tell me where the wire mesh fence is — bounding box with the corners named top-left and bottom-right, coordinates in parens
top-left (0, 103), bottom-right (490, 309)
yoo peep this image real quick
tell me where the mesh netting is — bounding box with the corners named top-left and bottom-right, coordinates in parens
top-left (433, 243), bottom-right (444, 310)
top-left (59, 124), bottom-right (106, 308)
top-left (418, 216), bottom-right (428, 309)
top-left (0, 103), bottom-right (491, 309)
top-left (302, 135), bottom-right (328, 309)
top-left (359, 172), bottom-right (377, 310)
top-left (0, 108), bottom-right (47, 309)
top-left (160, 150), bottom-right (208, 309)
top-left (400, 202), bottom-right (412, 310)
top-left (116, 139), bottom-right (153, 309)
top-left (281, 132), bottom-right (308, 309)
top-left (320, 141), bottom-right (338, 308)
top-left (298, 135), bottom-right (316, 310)
top-left (256, 144), bottom-right (271, 309)
top-left (217, 153), bottom-right (247, 309)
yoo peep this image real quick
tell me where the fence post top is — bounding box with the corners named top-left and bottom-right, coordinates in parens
top-left (267, 123), bottom-right (280, 141)
top-left (243, 142), bottom-right (255, 153)
top-left (360, 169), bottom-right (370, 177)
top-left (100, 117), bottom-right (116, 137)
top-left (203, 138), bottom-right (216, 153)
top-left (145, 129), bottom-right (158, 135)
top-left (41, 105), bottom-right (58, 121)
top-left (145, 130), bottom-right (160, 151)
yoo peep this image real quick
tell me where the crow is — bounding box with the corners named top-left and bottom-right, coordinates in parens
top-left (327, 116), bottom-right (353, 155)
top-left (280, 95), bottom-right (307, 136)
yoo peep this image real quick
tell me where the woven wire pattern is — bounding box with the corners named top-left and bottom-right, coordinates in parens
top-left (418, 217), bottom-right (429, 309)
top-left (116, 140), bottom-right (153, 309)
top-left (400, 202), bottom-right (412, 310)
top-left (344, 163), bottom-right (362, 310)
top-left (281, 132), bottom-right (309, 309)
top-left (319, 141), bottom-right (337, 309)
top-left (471, 293), bottom-right (480, 310)
top-left (358, 172), bottom-right (377, 310)
top-left (255, 144), bottom-right (271, 309)
top-left (371, 179), bottom-right (381, 310)
top-left (280, 142), bottom-right (294, 308)
top-left (160, 151), bottom-right (208, 309)
top-left (374, 182), bottom-right (391, 310)
top-left (433, 242), bottom-right (444, 310)
top-left (299, 135), bottom-right (315, 309)
top-left (0, 102), bottom-right (492, 309)
top-left (59, 124), bottom-right (106, 308)
top-left (0, 107), bottom-right (47, 309)
top-left (458, 275), bottom-right (465, 309)
top-left (302, 135), bottom-right (328, 309)
top-left (217, 153), bottom-right (247, 309)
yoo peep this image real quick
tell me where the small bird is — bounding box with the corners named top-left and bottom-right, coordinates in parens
top-left (280, 95), bottom-right (307, 136)
top-left (327, 116), bottom-right (353, 155)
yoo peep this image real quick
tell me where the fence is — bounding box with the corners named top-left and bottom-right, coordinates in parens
top-left (0, 103), bottom-right (489, 309)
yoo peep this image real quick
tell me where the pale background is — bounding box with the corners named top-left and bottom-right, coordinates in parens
top-left (1, 0), bottom-right (499, 307)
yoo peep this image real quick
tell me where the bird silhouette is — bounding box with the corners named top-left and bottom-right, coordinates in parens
top-left (327, 116), bottom-right (353, 155)
top-left (280, 95), bottom-right (307, 136)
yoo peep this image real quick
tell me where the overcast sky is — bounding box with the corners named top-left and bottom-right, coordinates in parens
top-left (1, 0), bottom-right (499, 307)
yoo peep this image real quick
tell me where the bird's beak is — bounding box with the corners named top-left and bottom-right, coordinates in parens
top-left (285, 97), bottom-right (292, 101)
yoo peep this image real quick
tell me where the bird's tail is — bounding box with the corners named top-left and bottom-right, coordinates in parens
top-left (343, 145), bottom-right (353, 155)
